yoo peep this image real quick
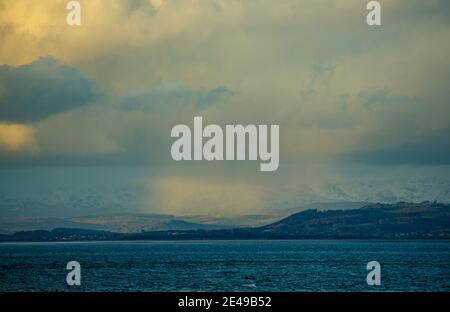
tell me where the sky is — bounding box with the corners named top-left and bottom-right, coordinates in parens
top-left (0, 0), bottom-right (450, 218)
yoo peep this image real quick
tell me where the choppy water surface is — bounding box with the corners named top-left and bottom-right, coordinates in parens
top-left (0, 240), bottom-right (449, 291)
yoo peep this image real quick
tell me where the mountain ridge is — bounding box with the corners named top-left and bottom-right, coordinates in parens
top-left (1, 201), bottom-right (449, 241)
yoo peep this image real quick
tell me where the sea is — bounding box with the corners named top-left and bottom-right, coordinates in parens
top-left (0, 240), bottom-right (449, 292)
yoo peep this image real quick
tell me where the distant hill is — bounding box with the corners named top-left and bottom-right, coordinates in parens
top-left (2, 228), bottom-right (122, 241)
top-left (257, 201), bottom-right (450, 239)
top-left (281, 201), bottom-right (368, 214)
top-left (0, 201), bottom-right (367, 234)
top-left (1, 202), bottom-right (449, 241)
top-left (0, 213), bottom-right (224, 234)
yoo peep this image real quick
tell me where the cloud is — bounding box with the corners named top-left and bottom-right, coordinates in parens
top-left (351, 140), bottom-right (450, 165)
top-left (1, 1), bottom-right (449, 167)
top-left (0, 57), bottom-right (95, 123)
top-left (120, 85), bottom-right (233, 112)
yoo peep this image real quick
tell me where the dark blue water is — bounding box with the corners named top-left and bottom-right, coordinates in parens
top-left (0, 241), bottom-right (449, 291)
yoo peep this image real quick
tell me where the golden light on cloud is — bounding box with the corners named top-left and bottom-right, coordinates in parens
top-left (0, 123), bottom-right (37, 152)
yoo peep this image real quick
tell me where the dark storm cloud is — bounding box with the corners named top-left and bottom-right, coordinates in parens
top-left (0, 57), bottom-right (95, 123)
top-left (348, 135), bottom-right (450, 165)
top-left (346, 89), bottom-right (450, 165)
